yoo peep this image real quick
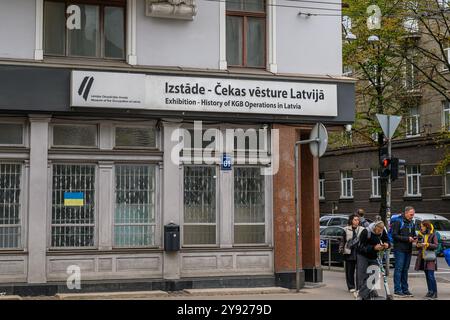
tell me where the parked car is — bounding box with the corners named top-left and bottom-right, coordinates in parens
top-left (320, 226), bottom-right (345, 265)
top-left (320, 214), bottom-right (373, 231)
top-left (320, 215), bottom-right (349, 231)
top-left (413, 214), bottom-right (450, 255)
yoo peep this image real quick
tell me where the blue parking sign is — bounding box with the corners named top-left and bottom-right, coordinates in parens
top-left (221, 154), bottom-right (232, 171)
top-left (320, 239), bottom-right (328, 249)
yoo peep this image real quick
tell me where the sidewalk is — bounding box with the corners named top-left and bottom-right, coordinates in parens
top-left (17, 270), bottom-right (450, 300)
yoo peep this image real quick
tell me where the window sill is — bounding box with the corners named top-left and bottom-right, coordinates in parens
top-left (441, 195), bottom-right (450, 200)
top-left (47, 247), bottom-right (163, 255)
top-left (0, 249), bottom-right (27, 255)
top-left (403, 195), bottom-right (422, 201)
top-left (370, 197), bottom-right (381, 202)
top-left (339, 197), bottom-right (354, 203)
top-left (43, 56), bottom-right (129, 69)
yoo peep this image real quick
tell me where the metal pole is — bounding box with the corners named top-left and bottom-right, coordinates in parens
top-left (386, 133), bottom-right (392, 276)
top-left (328, 240), bottom-right (332, 270)
top-left (294, 143), bottom-right (300, 292)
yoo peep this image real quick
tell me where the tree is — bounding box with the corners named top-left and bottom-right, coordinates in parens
top-left (342, 0), bottom-right (416, 221)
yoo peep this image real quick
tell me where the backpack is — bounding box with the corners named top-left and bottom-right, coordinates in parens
top-left (387, 214), bottom-right (414, 244)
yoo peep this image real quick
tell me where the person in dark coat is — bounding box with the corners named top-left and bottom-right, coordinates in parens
top-left (339, 214), bottom-right (364, 293)
top-left (392, 206), bottom-right (417, 298)
top-left (356, 221), bottom-right (390, 300)
top-left (415, 221), bottom-right (439, 299)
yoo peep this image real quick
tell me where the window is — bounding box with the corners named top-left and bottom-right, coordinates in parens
top-left (115, 127), bottom-right (156, 148)
top-left (320, 218), bottom-right (330, 227)
top-left (404, 52), bottom-right (418, 90)
top-left (342, 16), bottom-right (356, 41)
top-left (44, 0), bottom-right (126, 59)
top-left (443, 47), bottom-right (450, 71)
top-left (234, 167), bottom-right (265, 244)
top-left (438, 0), bottom-right (450, 9)
top-left (445, 166), bottom-right (450, 196)
top-left (406, 107), bottom-right (420, 137)
top-left (0, 124), bottom-right (23, 145)
top-left (404, 18), bottom-right (419, 33)
top-left (406, 165), bottom-right (421, 196)
top-left (226, 0), bottom-right (266, 68)
top-left (443, 101), bottom-right (450, 131)
top-left (371, 169), bottom-right (381, 198)
top-left (51, 164), bottom-right (96, 247)
top-left (183, 166), bottom-right (216, 245)
top-left (340, 170), bottom-right (353, 199)
top-left (319, 173), bottom-right (325, 200)
top-left (114, 165), bottom-right (156, 247)
top-left (0, 164), bottom-right (22, 249)
top-left (52, 124), bottom-right (98, 147)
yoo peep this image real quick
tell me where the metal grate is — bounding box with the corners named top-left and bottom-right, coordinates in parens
top-left (183, 166), bottom-right (216, 245)
top-left (51, 164), bottom-right (96, 247)
top-left (0, 164), bottom-right (22, 248)
top-left (234, 167), bottom-right (265, 244)
top-left (114, 165), bottom-right (156, 247)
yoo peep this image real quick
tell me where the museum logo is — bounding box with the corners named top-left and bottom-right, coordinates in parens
top-left (78, 76), bottom-right (94, 101)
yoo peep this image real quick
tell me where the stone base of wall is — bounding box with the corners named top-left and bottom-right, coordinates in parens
top-left (274, 271), bottom-right (305, 289)
top-left (0, 275), bottom-right (277, 296)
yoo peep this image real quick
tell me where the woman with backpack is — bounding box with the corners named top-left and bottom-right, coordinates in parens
top-left (340, 214), bottom-right (364, 293)
top-left (415, 221), bottom-right (439, 299)
top-left (356, 220), bottom-right (390, 300)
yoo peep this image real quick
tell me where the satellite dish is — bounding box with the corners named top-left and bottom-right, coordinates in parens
top-left (309, 123), bottom-right (328, 158)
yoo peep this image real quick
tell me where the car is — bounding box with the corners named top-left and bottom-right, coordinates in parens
top-left (320, 226), bottom-right (345, 266)
top-left (320, 215), bottom-right (350, 231)
top-left (413, 213), bottom-right (450, 254)
top-left (320, 214), bottom-right (373, 231)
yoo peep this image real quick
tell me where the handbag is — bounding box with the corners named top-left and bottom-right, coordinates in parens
top-left (423, 250), bottom-right (437, 262)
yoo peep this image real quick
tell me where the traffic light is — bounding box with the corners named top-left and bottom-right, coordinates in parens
top-left (391, 158), bottom-right (406, 181)
top-left (379, 146), bottom-right (391, 178)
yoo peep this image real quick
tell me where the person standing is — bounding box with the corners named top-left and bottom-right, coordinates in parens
top-left (392, 206), bottom-right (417, 298)
top-left (415, 221), bottom-right (439, 299)
top-left (356, 221), bottom-right (390, 300)
top-left (340, 214), bottom-right (364, 293)
top-left (356, 208), bottom-right (370, 228)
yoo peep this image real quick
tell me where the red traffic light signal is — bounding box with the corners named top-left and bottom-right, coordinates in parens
top-left (382, 158), bottom-right (390, 168)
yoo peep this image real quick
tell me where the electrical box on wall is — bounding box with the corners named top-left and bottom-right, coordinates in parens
top-left (145, 0), bottom-right (197, 20)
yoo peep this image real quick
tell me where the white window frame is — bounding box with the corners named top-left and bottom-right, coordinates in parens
top-left (442, 47), bottom-right (450, 71)
top-left (319, 173), bottom-right (325, 200)
top-left (0, 162), bottom-right (26, 250)
top-left (232, 165), bottom-right (267, 245)
top-left (443, 101), bottom-right (450, 131)
top-left (50, 123), bottom-right (99, 149)
top-left (405, 165), bottom-right (421, 197)
top-left (181, 165), bottom-right (219, 248)
top-left (340, 170), bottom-right (353, 199)
top-left (48, 162), bottom-right (99, 249)
top-left (371, 169), bottom-right (381, 198)
top-left (113, 163), bottom-right (158, 248)
top-left (0, 120), bottom-right (28, 148)
top-left (113, 123), bottom-right (159, 150)
top-left (404, 54), bottom-right (417, 91)
top-left (406, 107), bottom-right (421, 138)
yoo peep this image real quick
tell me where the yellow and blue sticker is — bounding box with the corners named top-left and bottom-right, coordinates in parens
top-left (64, 192), bottom-right (84, 206)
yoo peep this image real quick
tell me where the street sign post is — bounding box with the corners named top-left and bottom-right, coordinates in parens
top-left (376, 114), bottom-right (402, 276)
top-left (294, 123), bottom-right (329, 292)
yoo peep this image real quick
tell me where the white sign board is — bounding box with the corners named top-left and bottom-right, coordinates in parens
top-left (71, 71), bottom-right (338, 117)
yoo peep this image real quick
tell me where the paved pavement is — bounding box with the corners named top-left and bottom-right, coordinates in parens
top-left (15, 266), bottom-right (450, 300)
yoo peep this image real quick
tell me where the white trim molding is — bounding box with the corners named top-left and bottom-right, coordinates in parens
top-left (127, 0), bottom-right (138, 65)
top-left (219, 0), bottom-right (227, 70)
top-left (267, 0), bottom-right (277, 73)
top-left (34, 0), bottom-right (44, 60)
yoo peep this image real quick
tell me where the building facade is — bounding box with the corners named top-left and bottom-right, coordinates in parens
top-left (0, 0), bottom-right (354, 294)
top-left (320, 15), bottom-right (450, 220)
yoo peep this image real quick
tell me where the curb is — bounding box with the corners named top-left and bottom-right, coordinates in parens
top-left (183, 287), bottom-right (290, 296)
top-left (55, 290), bottom-right (169, 300)
top-left (0, 295), bottom-right (22, 300)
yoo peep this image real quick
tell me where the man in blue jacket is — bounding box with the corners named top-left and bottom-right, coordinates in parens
top-left (392, 206), bottom-right (417, 298)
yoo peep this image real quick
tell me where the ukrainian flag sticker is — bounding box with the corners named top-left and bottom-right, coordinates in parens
top-left (64, 192), bottom-right (84, 206)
